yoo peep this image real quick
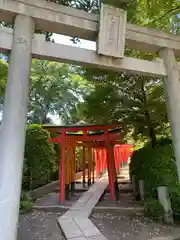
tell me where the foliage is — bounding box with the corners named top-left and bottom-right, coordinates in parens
top-left (47, 0), bottom-right (138, 20)
top-left (77, 68), bottom-right (169, 144)
top-left (24, 124), bottom-right (57, 190)
top-left (20, 191), bottom-right (32, 214)
top-left (144, 198), bottom-right (164, 220)
top-left (0, 59), bottom-right (8, 111)
top-left (130, 137), bottom-right (178, 196)
top-left (28, 60), bottom-right (92, 124)
top-left (136, 0), bottom-right (180, 31)
top-left (170, 182), bottom-right (180, 214)
top-left (130, 137), bottom-right (180, 216)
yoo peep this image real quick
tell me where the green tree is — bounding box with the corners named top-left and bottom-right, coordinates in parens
top-left (77, 68), bottom-right (169, 145)
top-left (28, 60), bottom-right (92, 124)
top-left (70, 0), bottom-right (179, 144)
top-left (136, 0), bottom-right (180, 29)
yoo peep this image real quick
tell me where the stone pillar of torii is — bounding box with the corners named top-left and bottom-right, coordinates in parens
top-left (0, 15), bottom-right (35, 240)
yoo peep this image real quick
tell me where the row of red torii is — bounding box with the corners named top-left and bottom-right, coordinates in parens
top-left (45, 124), bottom-right (133, 204)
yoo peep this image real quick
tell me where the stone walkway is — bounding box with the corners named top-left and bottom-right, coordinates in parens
top-left (58, 177), bottom-right (108, 240)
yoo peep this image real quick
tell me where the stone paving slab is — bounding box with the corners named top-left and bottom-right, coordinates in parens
top-left (58, 217), bottom-right (108, 240)
top-left (73, 217), bottom-right (100, 237)
top-left (64, 178), bottom-right (108, 218)
top-left (88, 235), bottom-right (107, 240)
top-left (58, 177), bottom-right (108, 240)
top-left (58, 217), bottom-right (84, 239)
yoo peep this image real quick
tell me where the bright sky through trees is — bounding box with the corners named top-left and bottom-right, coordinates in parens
top-left (53, 34), bottom-right (96, 50)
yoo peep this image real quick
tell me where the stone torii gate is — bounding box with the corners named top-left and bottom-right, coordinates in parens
top-left (0, 0), bottom-right (180, 239)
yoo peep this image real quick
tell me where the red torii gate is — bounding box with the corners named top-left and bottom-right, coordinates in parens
top-left (95, 144), bottom-right (133, 178)
top-left (44, 124), bottom-right (123, 204)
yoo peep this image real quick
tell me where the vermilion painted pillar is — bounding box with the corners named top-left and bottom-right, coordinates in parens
top-left (114, 146), bottom-right (118, 170)
top-left (92, 148), bottom-right (95, 183)
top-left (100, 149), bottom-right (103, 174)
top-left (106, 145), bottom-right (115, 200)
top-left (69, 146), bottom-right (72, 194)
top-left (104, 129), bottom-right (115, 200)
top-left (82, 146), bottom-right (86, 187)
top-left (60, 143), bottom-right (66, 204)
top-left (88, 147), bottom-right (92, 187)
top-left (117, 146), bottom-right (121, 173)
top-left (110, 144), bottom-right (119, 200)
top-left (119, 146), bottom-right (122, 168)
top-left (65, 146), bottom-right (70, 200)
top-left (95, 149), bottom-right (100, 178)
top-left (101, 149), bottom-right (104, 173)
top-left (98, 150), bottom-right (101, 174)
top-left (104, 148), bottom-right (107, 171)
top-left (60, 130), bottom-right (66, 204)
top-left (71, 146), bottom-right (76, 193)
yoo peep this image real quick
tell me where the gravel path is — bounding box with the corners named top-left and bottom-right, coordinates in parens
top-left (35, 192), bottom-right (83, 207)
top-left (90, 211), bottom-right (180, 240)
top-left (17, 211), bottom-right (65, 240)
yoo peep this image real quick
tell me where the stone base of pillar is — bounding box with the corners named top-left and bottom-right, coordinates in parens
top-left (157, 186), bottom-right (173, 224)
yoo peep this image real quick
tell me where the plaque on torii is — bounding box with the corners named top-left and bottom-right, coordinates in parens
top-left (97, 4), bottom-right (127, 59)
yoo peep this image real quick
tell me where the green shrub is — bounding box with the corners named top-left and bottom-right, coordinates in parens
top-left (130, 137), bottom-right (178, 197)
top-left (130, 137), bottom-right (180, 217)
top-left (170, 182), bottom-right (180, 214)
top-left (20, 191), bottom-right (32, 214)
top-left (23, 124), bottom-right (57, 190)
top-left (144, 144), bottom-right (178, 195)
top-left (144, 198), bottom-right (164, 220)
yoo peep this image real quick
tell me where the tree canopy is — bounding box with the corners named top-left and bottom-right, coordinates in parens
top-left (0, 0), bottom-right (179, 144)
top-left (28, 60), bottom-right (92, 124)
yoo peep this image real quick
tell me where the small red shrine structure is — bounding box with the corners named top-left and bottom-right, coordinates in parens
top-left (44, 124), bottom-right (133, 204)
